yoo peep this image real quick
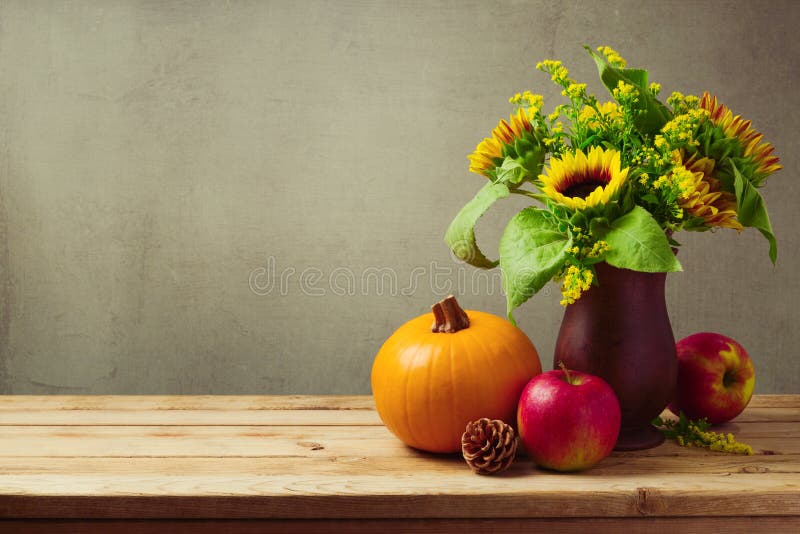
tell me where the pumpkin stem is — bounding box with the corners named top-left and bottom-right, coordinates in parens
top-left (431, 295), bottom-right (470, 333)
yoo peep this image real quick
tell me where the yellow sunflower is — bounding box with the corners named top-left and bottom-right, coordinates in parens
top-left (700, 92), bottom-right (781, 182)
top-left (539, 146), bottom-right (629, 210)
top-left (468, 107), bottom-right (535, 177)
top-left (678, 154), bottom-right (743, 231)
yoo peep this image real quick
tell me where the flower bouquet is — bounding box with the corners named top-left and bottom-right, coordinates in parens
top-left (445, 46), bottom-right (781, 318)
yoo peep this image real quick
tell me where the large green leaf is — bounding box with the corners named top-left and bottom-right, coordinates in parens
top-left (733, 164), bottom-right (777, 264)
top-left (585, 46), bottom-right (672, 136)
top-left (444, 182), bottom-right (510, 268)
top-left (499, 208), bottom-right (571, 320)
top-left (593, 206), bottom-right (682, 272)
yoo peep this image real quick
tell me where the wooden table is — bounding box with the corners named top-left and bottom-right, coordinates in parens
top-left (0, 395), bottom-right (797, 533)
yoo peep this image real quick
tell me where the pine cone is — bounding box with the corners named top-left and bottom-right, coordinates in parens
top-left (461, 418), bottom-right (518, 475)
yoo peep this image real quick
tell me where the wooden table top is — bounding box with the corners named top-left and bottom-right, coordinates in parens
top-left (0, 395), bottom-right (798, 532)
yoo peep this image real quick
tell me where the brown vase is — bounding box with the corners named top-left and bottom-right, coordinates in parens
top-left (553, 262), bottom-right (677, 450)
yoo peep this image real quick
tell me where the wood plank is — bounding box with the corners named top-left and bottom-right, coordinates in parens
top-left (0, 454), bottom-right (798, 477)
top-left (747, 395), bottom-right (800, 408)
top-left (0, 395), bottom-right (797, 522)
top-left (0, 409), bottom-right (384, 426)
top-left (726, 407), bottom-right (800, 422)
top-left (0, 406), bottom-right (794, 426)
top-left (0, 396), bottom-right (376, 411)
top-left (0, 425), bottom-right (407, 457)
top-left (3, 517), bottom-right (800, 534)
top-left (0, 472), bottom-right (798, 518)
top-left (0, 394), bottom-right (794, 412)
top-left (0, 422), bottom-right (795, 458)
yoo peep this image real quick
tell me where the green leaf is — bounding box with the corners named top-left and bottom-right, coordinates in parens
top-left (444, 182), bottom-right (510, 268)
top-left (495, 157), bottom-right (526, 186)
top-left (592, 206), bottom-right (682, 272)
top-left (499, 208), bottom-right (571, 320)
top-left (511, 139), bottom-right (546, 179)
top-left (585, 46), bottom-right (672, 135)
top-left (733, 164), bottom-right (777, 264)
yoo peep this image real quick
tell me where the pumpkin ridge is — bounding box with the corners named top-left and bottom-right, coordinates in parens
top-left (464, 318), bottom-right (501, 423)
top-left (453, 322), bottom-right (471, 450)
top-left (403, 343), bottom-right (425, 449)
top-left (425, 339), bottom-right (437, 450)
top-left (371, 337), bottom-right (395, 433)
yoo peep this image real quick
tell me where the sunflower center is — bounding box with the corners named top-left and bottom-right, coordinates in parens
top-left (561, 181), bottom-right (607, 199)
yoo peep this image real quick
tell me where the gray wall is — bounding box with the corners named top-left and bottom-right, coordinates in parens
top-left (0, 0), bottom-right (798, 394)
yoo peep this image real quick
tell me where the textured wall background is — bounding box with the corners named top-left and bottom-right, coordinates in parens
top-left (0, 0), bottom-right (798, 394)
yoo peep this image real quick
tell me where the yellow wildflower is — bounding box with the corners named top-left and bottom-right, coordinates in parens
top-left (548, 106), bottom-right (564, 123)
top-left (571, 226), bottom-right (589, 243)
top-left (559, 264), bottom-right (594, 306)
top-left (649, 82), bottom-right (661, 96)
top-left (659, 109), bottom-right (709, 151)
top-left (655, 414), bottom-right (754, 455)
top-left (688, 422), bottom-right (754, 455)
top-left (537, 59), bottom-right (570, 85)
top-left (612, 81), bottom-right (638, 103)
top-left (652, 166), bottom-right (695, 199)
top-left (562, 82), bottom-right (587, 100)
top-left (597, 45), bottom-right (627, 68)
top-left (578, 101), bottom-right (624, 130)
top-left (587, 240), bottom-right (611, 258)
top-left (667, 91), bottom-right (701, 114)
top-left (510, 91), bottom-right (544, 114)
top-left (635, 146), bottom-right (670, 167)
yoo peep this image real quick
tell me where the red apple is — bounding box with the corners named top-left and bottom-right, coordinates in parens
top-left (517, 365), bottom-right (620, 472)
top-left (670, 332), bottom-right (755, 424)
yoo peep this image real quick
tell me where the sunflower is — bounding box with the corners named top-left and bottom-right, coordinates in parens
top-left (468, 107), bottom-right (536, 177)
top-left (678, 154), bottom-right (742, 231)
top-left (699, 92), bottom-right (781, 185)
top-left (539, 146), bottom-right (629, 211)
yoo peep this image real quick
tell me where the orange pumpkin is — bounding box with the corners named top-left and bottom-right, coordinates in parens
top-left (371, 295), bottom-right (541, 453)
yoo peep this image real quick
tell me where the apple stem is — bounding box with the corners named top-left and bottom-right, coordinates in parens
top-left (558, 361), bottom-right (574, 385)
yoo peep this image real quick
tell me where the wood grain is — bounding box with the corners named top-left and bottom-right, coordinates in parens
top-left (2, 517), bottom-right (799, 534)
top-left (0, 395), bottom-right (797, 526)
top-left (0, 409), bottom-right (384, 426)
top-left (0, 396), bottom-right (377, 411)
top-left (0, 422), bottom-right (796, 457)
top-left (0, 406), bottom-right (794, 426)
top-left (2, 453), bottom-right (798, 476)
